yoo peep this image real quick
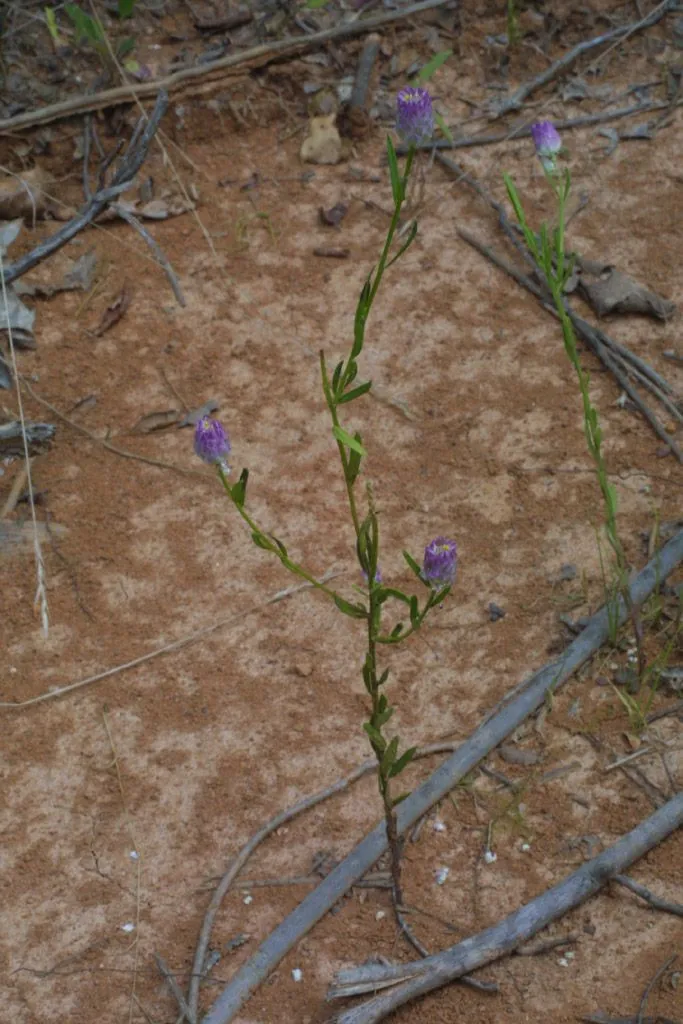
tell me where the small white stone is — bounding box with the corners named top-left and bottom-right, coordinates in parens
top-left (434, 867), bottom-right (449, 885)
top-left (521, 842), bottom-right (531, 852)
top-left (484, 850), bottom-right (497, 865)
top-left (121, 922), bottom-right (135, 933)
top-left (375, 910), bottom-right (386, 921)
top-left (292, 968), bottom-right (303, 983)
top-left (432, 820), bottom-right (446, 833)
top-left (243, 894), bottom-right (253, 905)
top-left (558, 958), bottom-right (569, 967)
top-left (129, 850), bottom-right (139, 860)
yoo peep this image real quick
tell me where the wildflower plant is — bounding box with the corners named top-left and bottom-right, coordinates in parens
top-left (503, 122), bottom-right (645, 676)
top-left (194, 84), bottom-right (455, 911)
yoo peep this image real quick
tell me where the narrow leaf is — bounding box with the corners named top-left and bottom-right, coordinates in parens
top-left (403, 550), bottom-right (423, 578)
top-left (333, 425), bottom-right (367, 456)
top-left (251, 532), bottom-right (273, 551)
top-left (332, 359), bottom-right (344, 394)
top-left (390, 622), bottom-right (404, 638)
top-left (333, 594), bottom-right (367, 619)
top-left (381, 736), bottom-right (399, 775)
top-left (231, 468), bottom-right (249, 508)
top-left (409, 595), bottom-right (420, 627)
top-left (270, 534), bottom-right (288, 558)
top-left (386, 220), bottom-right (418, 270)
top-left (347, 442), bottom-right (363, 485)
top-left (389, 746), bottom-right (417, 778)
top-left (338, 380), bottom-right (372, 405)
top-left (392, 792), bottom-right (410, 808)
top-left (352, 278), bottom-right (371, 359)
top-left (434, 111), bottom-right (453, 143)
top-left (414, 49), bottom-right (452, 84)
top-left (363, 722), bottom-right (386, 750)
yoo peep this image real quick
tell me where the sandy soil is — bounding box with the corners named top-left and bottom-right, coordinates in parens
top-left (1, 2), bottom-right (682, 1023)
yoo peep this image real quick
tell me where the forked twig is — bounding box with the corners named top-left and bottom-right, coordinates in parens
top-left (613, 874), bottom-right (683, 916)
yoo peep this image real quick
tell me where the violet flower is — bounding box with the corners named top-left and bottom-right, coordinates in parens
top-left (530, 120), bottom-right (562, 173)
top-left (362, 567), bottom-right (383, 585)
top-left (194, 416), bottom-right (231, 469)
top-left (422, 537), bottom-right (457, 589)
top-left (396, 86), bottom-right (434, 146)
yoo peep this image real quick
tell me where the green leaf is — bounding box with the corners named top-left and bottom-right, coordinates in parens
top-left (347, 441), bottom-right (363, 485)
top-left (376, 586), bottom-right (412, 607)
top-left (390, 622), bottom-right (404, 638)
top-left (409, 595), bottom-right (420, 627)
top-left (386, 136), bottom-right (402, 206)
top-left (306, 0), bottom-right (329, 7)
top-left (376, 706), bottom-right (394, 727)
top-left (118, 0), bottom-right (136, 15)
top-left (251, 531), bottom-right (273, 551)
top-left (338, 380), bottom-right (372, 405)
top-left (363, 722), bottom-right (386, 750)
top-left (386, 220), bottom-right (418, 270)
top-left (389, 746), bottom-right (417, 778)
top-left (377, 668), bottom-right (390, 687)
top-left (269, 534), bottom-right (288, 558)
top-left (345, 359), bottom-right (358, 387)
top-left (391, 792), bottom-right (410, 808)
top-left (503, 173), bottom-right (526, 230)
top-left (434, 111), bottom-right (453, 144)
top-left (66, 4), bottom-right (103, 43)
top-left (414, 49), bottom-right (452, 84)
top-left (331, 359), bottom-right (344, 394)
top-left (117, 36), bottom-right (135, 58)
top-left (333, 594), bottom-right (367, 619)
top-left (403, 550), bottom-right (423, 579)
top-left (44, 7), bottom-right (63, 44)
top-left (381, 736), bottom-right (399, 775)
top-left (333, 425), bottom-right (367, 456)
top-left (231, 468), bottom-right (249, 508)
top-left (352, 277), bottom-right (371, 360)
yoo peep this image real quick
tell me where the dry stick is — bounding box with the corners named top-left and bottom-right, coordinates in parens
top-left (185, 742), bottom-right (462, 1023)
top-left (0, 570), bottom-right (341, 710)
top-left (110, 203), bottom-right (186, 307)
top-left (613, 874), bottom-right (683, 916)
top-left (326, 795), bottom-right (683, 1024)
top-left (2, 90), bottom-right (169, 286)
top-left (454, 227), bottom-right (683, 463)
top-left (489, 0), bottom-right (678, 116)
top-left (155, 953), bottom-right (196, 1024)
top-left (198, 529), bottom-right (683, 1024)
top-left (396, 101), bottom-right (671, 156)
top-left (636, 954), bottom-right (677, 1024)
top-left (0, 0), bottom-right (452, 135)
top-left (349, 33), bottom-right (381, 114)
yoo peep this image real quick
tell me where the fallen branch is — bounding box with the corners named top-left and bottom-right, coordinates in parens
top-left (110, 203), bottom-right (185, 307)
top-left (0, 0), bottom-right (453, 135)
top-left (489, 0), bottom-right (678, 116)
top-left (198, 528), bottom-right (683, 1024)
top-left (2, 91), bottom-right (169, 286)
top-left (326, 794), bottom-right (683, 1023)
top-left (613, 874), bottom-right (683, 916)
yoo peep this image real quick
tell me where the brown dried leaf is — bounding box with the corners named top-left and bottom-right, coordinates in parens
top-left (499, 744), bottom-right (541, 767)
top-left (130, 409), bottom-right (181, 435)
top-left (94, 284), bottom-right (132, 337)
top-left (576, 257), bottom-right (676, 320)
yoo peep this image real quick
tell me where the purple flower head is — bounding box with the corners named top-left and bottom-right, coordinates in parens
top-left (396, 86), bottom-right (434, 146)
top-left (422, 537), bottom-right (457, 589)
top-left (194, 416), bottom-right (231, 468)
top-left (530, 120), bottom-right (562, 172)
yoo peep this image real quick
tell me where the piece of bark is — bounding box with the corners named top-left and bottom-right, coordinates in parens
top-left (575, 257), bottom-right (676, 321)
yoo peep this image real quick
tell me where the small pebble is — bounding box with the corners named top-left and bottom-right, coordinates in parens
top-left (484, 850), bottom-right (497, 865)
top-left (292, 968), bottom-right (303, 983)
top-left (558, 958), bottom-right (569, 968)
top-left (432, 819), bottom-right (446, 833)
top-left (521, 842), bottom-right (531, 852)
top-left (121, 922), bottom-right (135, 933)
top-left (129, 850), bottom-right (139, 860)
top-left (243, 894), bottom-right (253, 905)
top-left (434, 867), bottom-right (449, 885)
top-left (375, 910), bottom-right (386, 921)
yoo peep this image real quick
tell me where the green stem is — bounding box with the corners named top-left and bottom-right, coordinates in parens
top-left (368, 147), bottom-right (415, 308)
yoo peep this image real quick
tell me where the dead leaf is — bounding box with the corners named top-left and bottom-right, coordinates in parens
top-left (313, 247), bottom-right (350, 259)
top-left (15, 249), bottom-right (97, 300)
top-left (94, 284), bottom-right (132, 337)
top-left (130, 409), bottom-right (181, 435)
top-left (499, 744), bottom-right (541, 767)
top-left (300, 115), bottom-right (343, 166)
top-left (576, 257), bottom-right (676, 320)
top-left (319, 202), bottom-right (348, 228)
top-left (0, 167), bottom-right (52, 222)
top-left (178, 400), bottom-right (220, 428)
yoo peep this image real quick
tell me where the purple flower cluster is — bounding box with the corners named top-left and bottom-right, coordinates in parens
top-left (530, 120), bottom-right (562, 173)
top-left (194, 416), bottom-right (231, 469)
top-left (422, 537), bottom-right (458, 589)
top-left (396, 86), bottom-right (434, 146)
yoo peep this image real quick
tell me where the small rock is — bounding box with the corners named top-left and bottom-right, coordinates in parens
top-left (499, 743), bottom-right (540, 767)
top-left (434, 866), bottom-right (449, 885)
top-left (484, 850), bottom-right (497, 865)
top-left (488, 602), bottom-right (506, 622)
top-left (292, 968), bottom-right (303, 982)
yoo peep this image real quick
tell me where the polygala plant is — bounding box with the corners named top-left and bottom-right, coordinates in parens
top-left (193, 84), bottom-right (456, 913)
top-left (504, 121), bottom-right (645, 677)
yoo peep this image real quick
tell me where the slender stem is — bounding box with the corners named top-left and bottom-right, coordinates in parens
top-left (368, 147), bottom-right (415, 308)
top-left (216, 466), bottom-right (345, 605)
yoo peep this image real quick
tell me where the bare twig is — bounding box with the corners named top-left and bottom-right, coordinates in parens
top-left (0, 0), bottom-right (453, 134)
top-left (198, 531), bottom-right (683, 1024)
top-left (516, 932), bottom-right (579, 956)
top-left (0, 570), bottom-right (342, 709)
top-left (110, 203), bottom-right (185, 307)
top-left (326, 795), bottom-right (683, 1022)
top-left (613, 874), bottom-right (683, 916)
top-left (636, 954), bottom-right (677, 1024)
top-left (349, 34), bottom-right (381, 114)
top-left (155, 953), bottom-right (195, 1024)
top-left (3, 91), bottom-right (169, 285)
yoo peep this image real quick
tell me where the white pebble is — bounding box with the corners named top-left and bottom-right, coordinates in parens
top-left (434, 867), bottom-right (449, 885)
top-left (521, 842), bottom-right (531, 852)
top-left (432, 820), bottom-right (446, 833)
top-left (292, 968), bottom-right (303, 983)
top-left (129, 850), bottom-right (139, 860)
top-left (375, 910), bottom-right (386, 921)
top-left (243, 894), bottom-right (253, 905)
top-left (120, 922), bottom-right (135, 933)
top-left (558, 958), bottom-right (569, 967)
top-left (484, 850), bottom-right (497, 864)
